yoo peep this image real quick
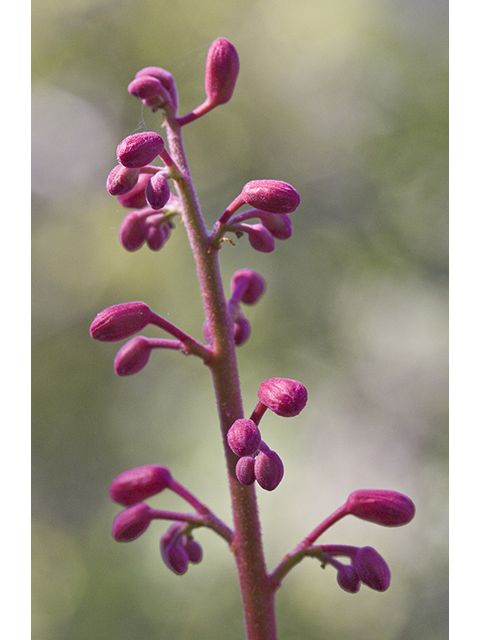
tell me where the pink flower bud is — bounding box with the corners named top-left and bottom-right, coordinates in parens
top-left (145, 173), bottom-right (171, 210)
top-left (145, 222), bottom-right (169, 251)
top-left (353, 547), bottom-right (390, 592)
top-left (110, 465), bottom-right (173, 506)
top-left (259, 213), bottom-right (293, 239)
top-left (116, 132), bottom-right (165, 169)
top-left (234, 312), bottom-right (251, 346)
top-left (205, 38), bottom-right (240, 107)
top-left (135, 67), bottom-right (178, 110)
top-left (241, 180), bottom-right (300, 214)
top-left (230, 269), bottom-right (266, 304)
top-left (112, 503), bottom-right (152, 542)
top-left (345, 490), bottom-right (415, 527)
top-left (106, 165), bottom-right (140, 196)
top-left (244, 223), bottom-right (275, 253)
top-left (184, 538), bottom-right (203, 564)
top-left (128, 75), bottom-right (164, 100)
top-left (254, 446), bottom-right (284, 491)
top-left (235, 456), bottom-right (256, 486)
top-left (114, 336), bottom-right (152, 376)
top-left (165, 543), bottom-right (189, 575)
top-left (119, 211), bottom-right (147, 251)
top-left (227, 419), bottom-right (262, 457)
top-left (90, 302), bottom-right (153, 342)
top-left (117, 173), bottom-right (151, 209)
top-left (257, 378), bottom-right (308, 417)
top-left (336, 564), bottom-right (361, 594)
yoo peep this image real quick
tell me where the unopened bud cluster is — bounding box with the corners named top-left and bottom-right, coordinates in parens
top-left (160, 522), bottom-right (203, 575)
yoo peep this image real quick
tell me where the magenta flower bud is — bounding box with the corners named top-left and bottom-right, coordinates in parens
top-left (90, 302), bottom-right (153, 342)
top-left (353, 547), bottom-right (391, 592)
top-left (135, 67), bottom-right (178, 110)
top-left (110, 465), bottom-right (173, 506)
top-left (116, 132), bottom-right (165, 169)
top-left (235, 456), bottom-right (256, 486)
top-left (345, 490), bottom-right (415, 527)
top-left (205, 37), bottom-right (240, 107)
top-left (230, 269), bottom-right (266, 304)
top-left (254, 446), bottom-right (284, 491)
top-left (128, 75), bottom-right (164, 100)
top-left (234, 312), bottom-right (251, 346)
top-left (145, 173), bottom-right (171, 210)
top-left (245, 223), bottom-right (275, 253)
top-left (106, 165), bottom-right (140, 196)
top-left (259, 213), bottom-right (293, 240)
top-left (145, 222), bottom-right (169, 251)
top-left (112, 503), bottom-right (152, 542)
top-left (257, 378), bottom-right (308, 417)
top-left (241, 180), bottom-right (300, 214)
top-left (227, 419), bottom-right (262, 457)
top-left (336, 564), bottom-right (361, 594)
top-left (114, 336), bottom-right (152, 376)
top-left (119, 211), bottom-right (147, 251)
top-left (117, 173), bottom-right (151, 209)
top-left (165, 543), bottom-right (189, 575)
top-left (184, 538), bottom-right (203, 564)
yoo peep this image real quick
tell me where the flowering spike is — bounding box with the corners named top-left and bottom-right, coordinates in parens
top-left (241, 180), bottom-right (300, 214)
top-left (235, 456), bottom-right (256, 486)
top-left (227, 419), bottom-right (262, 457)
top-left (145, 173), bottom-right (171, 210)
top-left (353, 547), bottom-right (391, 592)
top-left (257, 378), bottom-right (308, 417)
top-left (106, 165), bottom-right (140, 196)
top-left (116, 132), bottom-right (165, 169)
top-left (230, 269), bottom-right (266, 305)
top-left (114, 336), bottom-right (152, 376)
top-left (90, 302), bottom-right (153, 342)
top-left (345, 490), bottom-right (415, 527)
top-left (254, 445), bottom-right (284, 491)
top-left (110, 465), bottom-right (173, 506)
top-left (112, 503), bottom-right (153, 542)
top-left (205, 38), bottom-right (240, 107)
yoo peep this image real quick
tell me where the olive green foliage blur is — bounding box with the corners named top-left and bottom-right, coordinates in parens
top-left (32, 1), bottom-right (448, 639)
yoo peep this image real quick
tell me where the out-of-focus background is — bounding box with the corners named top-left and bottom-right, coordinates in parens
top-left (32, 0), bottom-right (448, 638)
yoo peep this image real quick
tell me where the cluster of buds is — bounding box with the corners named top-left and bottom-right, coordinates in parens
top-left (228, 378), bottom-right (308, 491)
top-left (160, 522), bottom-right (203, 575)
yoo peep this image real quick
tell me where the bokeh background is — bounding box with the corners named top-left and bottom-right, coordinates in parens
top-left (32, 0), bottom-right (448, 638)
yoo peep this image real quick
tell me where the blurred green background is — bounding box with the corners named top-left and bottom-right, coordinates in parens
top-left (32, 0), bottom-right (448, 638)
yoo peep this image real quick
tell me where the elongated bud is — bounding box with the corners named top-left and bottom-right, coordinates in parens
top-left (336, 564), bottom-right (361, 593)
top-left (117, 132), bottom-right (165, 169)
top-left (135, 67), bottom-right (178, 111)
top-left (230, 269), bottom-right (265, 304)
top-left (259, 212), bottom-right (293, 239)
top-left (128, 75), bottom-right (164, 100)
top-left (235, 456), bottom-right (256, 485)
top-left (345, 489), bottom-right (415, 527)
top-left (145, 221), bottom-right (170, 251)
top-left (233, 312), bottom-right (251, 346)
top-left (205, 38), bottom-right (240, 107)
top-left (90, 302), bottom-right (153, 342)
top-left (145, 173), bottom-right (171, 210)
top-left (184, 538), bottom-right (203, 564)
top-left (112, 503), bottom-right (152, 542)
top-left (160, 523), bottom-right (189, 575)
top-left (257, 378), bottom-right (308, 417)
top-left (119, 211), bottom-right (147, 251)
top-left (106, 165), bottom-right (140, 196)
top-left (244, 223), bottom-right (275, 253)
top-left (241, 180), bottom-right (300, 214)
top-left (114, 336), bottom-right (152, 376)
top-left (353, 547), bottom-right (390, 592)
top-left (117, 173), bottom-right (151, 209)
top-left (254, 445), bottom-right (284, 491)
top-left (110, 465), bottom-right (173, 506)
top-left (227, 419), bottom-right (262, 457)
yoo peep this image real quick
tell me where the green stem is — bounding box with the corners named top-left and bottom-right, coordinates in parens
top-left (164, 117), bottom-right (277, 640)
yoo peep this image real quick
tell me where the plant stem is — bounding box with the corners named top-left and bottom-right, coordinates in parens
top-left (165, 117), bottom-right (277, 640)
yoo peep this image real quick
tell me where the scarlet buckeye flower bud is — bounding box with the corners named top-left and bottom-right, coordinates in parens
top-left (106, 165), bottom-right (140, 196)
top-left (234, 312), bottom-right (251, 346)
top-left (114, 336), bottom-right (152, 376)
top-left (230, 269), bottom-right (266, 304)
top-left (227, 419), bottom-right (262, 457)
top-left (345, 489), bottom-right (415, 527)
top-left (117, 132), bottom-right (165, 169)
top-left (205, 38), bottom-right (240, 107)
top-left (336, 564), bottom-right (361, 594)
top-left (241, 180), bottom-right (300, 214)
top-left (90, 302), bottom-right (153, 342)
top-left (110, 465), bottom-right (173, 506)
top-left (235, 456), bottom-right (256, 486)
top-left (117, 173), bottom-right (151, 209)
top-left (254, 445), bottom-right (284, 491)
top-left (244, 223), bottom-right (275, 253)
top-left (259, 213), bottom-right (293, 240)
top-left (184, 538), bottom-right (203, 564)
top-left (353, 547), bottom-right (391, 592)
top-left (257, 378), bottom-right (308, 417)
top-left (145, 173), bottom-right (171, 210)
top-left (128, 75), bottom-right (164, 100)
top-left (119, 211), bottom-right (147, 251)
top-left (112, 503), bottom-right (152, 542)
